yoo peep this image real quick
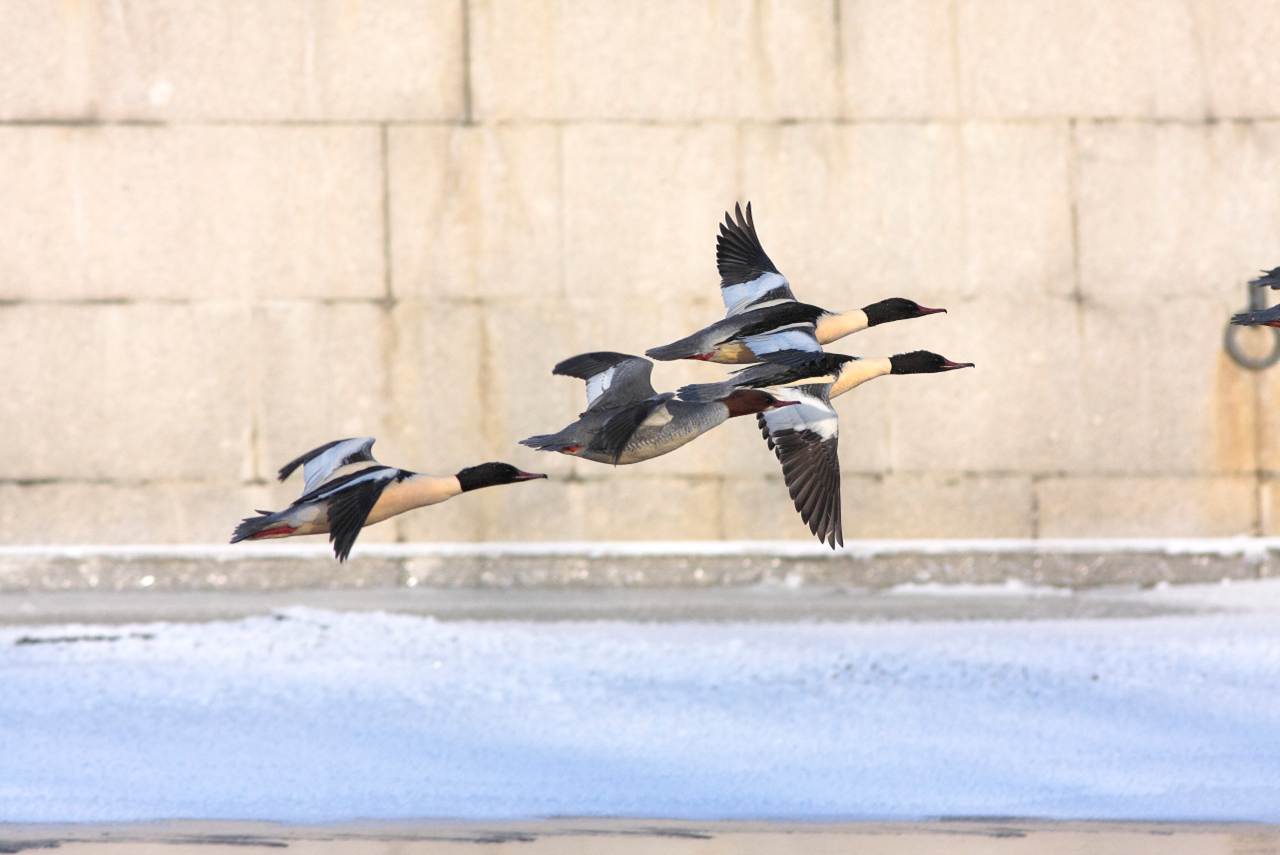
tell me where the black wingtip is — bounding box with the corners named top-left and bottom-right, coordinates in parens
top-left (1232, 307), bottom-right (1280, 326)
top-left (553, 351), bottom-right (641, 379)
top-left (1250, 267), bottom-right (1280, 289)
top-left (230, 513), bottom-right (272, 544)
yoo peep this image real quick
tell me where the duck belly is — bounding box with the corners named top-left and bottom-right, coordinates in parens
top-left (277, 502), bottom-right (331, 536)
top-left (711, 341), bottom-right (758, 364)
top-left (599, 406), bottom-right (729, 464)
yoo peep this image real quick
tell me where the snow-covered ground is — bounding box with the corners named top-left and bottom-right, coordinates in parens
top-left (4, 582), bottom-right (1280, 823)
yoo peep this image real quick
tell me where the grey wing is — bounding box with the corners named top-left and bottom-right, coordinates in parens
top-left (278, 437), bottom-right (378, 494)
top-left (1232, 305), bottom-right (1280, 326)
top-left (739, 349), bottom-right (845, 388)
top-left (739, 327), bottom-right (821, 357)
top-left (759, 386), bottom-right (843, 548)
top-left (587, 394), bottom-right (675, 464)
top-left (1250, 267), bottom-right (1280, 290)
top-left (717, 202), bottom-right (797, 316)
top-left (554, 352), bottom-right (657, 411)
top-left (324, 473), bottom-right (392, 563)
top-left (757, 413), bottom-right (780, 459)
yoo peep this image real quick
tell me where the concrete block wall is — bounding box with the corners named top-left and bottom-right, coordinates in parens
top-left (2, 0), bottom-right (1278, 544)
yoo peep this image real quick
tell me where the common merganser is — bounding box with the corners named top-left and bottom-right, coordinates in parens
top-left (645, 203), bottom-right (944, 363)
top-left (1231, 267), bottom-right (1280, 326)
top-left (230, 437), bottom-right (546, 561)
top-left (519, 352), bottom-right (802, 465)
top-left (754, 351), bottom-right (974, 548)
top-left (675, 350), bottom-right (859, 403)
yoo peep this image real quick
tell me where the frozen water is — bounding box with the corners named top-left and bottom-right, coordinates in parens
top-left (2, 605), bottom-right (1280, 823)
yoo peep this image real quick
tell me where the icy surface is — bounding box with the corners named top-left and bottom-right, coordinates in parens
top-left (3, 608), bottom-right (1280, 823)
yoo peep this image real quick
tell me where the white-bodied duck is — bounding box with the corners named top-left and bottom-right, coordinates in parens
top-left (748, 350), bottom-right (973, 548)
top-left (230, 437), bottom-right (546, 561)
top-left (645, 203), bottom-right (945, 364)
top-left (519, 351), bottom-right (808, 465)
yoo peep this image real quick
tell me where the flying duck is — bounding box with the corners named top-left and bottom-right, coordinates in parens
top-left (519, 351), bottom-right (804, 465)
top-left (744, 350), bottom-right (974, 549)
top-left (645, 203), bottom-right (944, 364)
top-left (675, 349), bottom-right (860, 404)
top-left (230, 437), bottom-right (546, 561)
top-left (1231, 267), bottom-right (1280, 326)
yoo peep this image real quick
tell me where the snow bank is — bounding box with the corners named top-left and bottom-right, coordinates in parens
top-left (3, 608), bottom-right (1280, 823)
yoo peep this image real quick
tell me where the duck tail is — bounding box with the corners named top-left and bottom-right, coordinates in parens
top-left (1232, 305), bottom-right (1280, 327)
top-left (230, 510), bottom-right (292, 543)
top-left (645, 334), bottom-right (705, 362)
top-left (519, 432), bottom-right (570, 452)
top-left (676, 379), bottom-right (735, 404)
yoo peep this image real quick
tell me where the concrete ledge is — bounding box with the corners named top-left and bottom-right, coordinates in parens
top-left (2, 820), bottom-right (1277, 853)
top-left (1, 539), bottom-right (1278, 592)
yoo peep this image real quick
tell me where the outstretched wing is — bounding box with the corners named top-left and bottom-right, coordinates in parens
top-left (554, 352), bottom-right (657, 412)
top-left (718, 202), bottom-right (797, 316)
top-left (587, 393), bottom-right (676, 464)
top-left (278, 437), bottom-right (378, 495)
top-left (758, 386), bottom-right (843, 548)
top-left (730, 303), bottom-right (824, 357)
top-left (1250, 267), bottom-right (1280, 290)
top-left (324, 473), bottom-right (392, 563)
top-left (1233, 305), bottom-right (1280, 326)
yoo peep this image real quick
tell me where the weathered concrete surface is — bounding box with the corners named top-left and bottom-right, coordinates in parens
top-left (3, 820), bottom-right (1279, 855)
top-left (0, 585), bottom-right (1205, 626)
top-left (1, 3), bottom-right (1279, 553)
top-left (1, 541), bottom-right (1277, 593)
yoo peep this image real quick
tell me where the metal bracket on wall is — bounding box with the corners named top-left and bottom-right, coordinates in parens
top-left (1225, 282), bottom-right (1280, 371)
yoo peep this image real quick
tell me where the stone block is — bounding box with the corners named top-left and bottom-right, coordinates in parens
top-left (739, 123), bottom-right (964, 310)
top-left (0, 483), bottom-right (274, 545)
top-left (252, 302), bottom-right (391, 483)
top-left (1076, 122), bottom-right (1280, 301)
top-left (1070, 293), bottom-right (1256, 477)
top-left (963, 122), bottom-right (1075, 299)
top-left (0, 303), bottom-right (253, 481)
top-left (459, 475), bottom-right (578, 542)
top-left (1259, 479), bottom-right (1280, 536)
top-left (722, 473), bottom-right (1033, 540)
top-left (839, 0), bottom-right (957, 118)
top-left (888, 293), bottom-right (1255, 476)
top-left (879, 293), bottom-right (1076, 473)
top-left (569, 475), bottom-right (723, 540)
top-left (0, 126), bottom-right (383, 302)
top-left (742, 122), bottom-right (1073, 304)
top-left (1252, 347), bottom-right (1280, 472)
top-left (1037, 476), bottom-right (1256, 537)
top-left (388, 300), bottom-right (489, 471)
top-left (1197, 0), bottom-right (1280, 118)
top-left (471, 0), bottom-right (838, 120)
top-left (423, 473), bottom-right (721, 542)
top-left (0, 2), bottom-right (93, 119)
top-left (478, 299), bottom-right (587, 482)
top-left (956, 0), bottom-right (1205, 118)
top-left (388, 125), bottom-right (562, 301)
top-left (562, 124), bottom-right (738, 306)
top-left (95, 0), bottom-right (463, 120)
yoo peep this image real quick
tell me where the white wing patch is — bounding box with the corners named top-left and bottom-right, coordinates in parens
top-left (585, 366), bottom-right (617, 407)
top-left (308, 466), bottom-right (394, 503)
top-left (301, 437), bottom-right (377, 494)
top-left (641, 404), bottom-right (674, 428)
top-left (762, 389), bottom-right (838, 441)
top-left (740, 328), bottom-right (821, 357)
top-left (722, 272), bottom-right (790, 316)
